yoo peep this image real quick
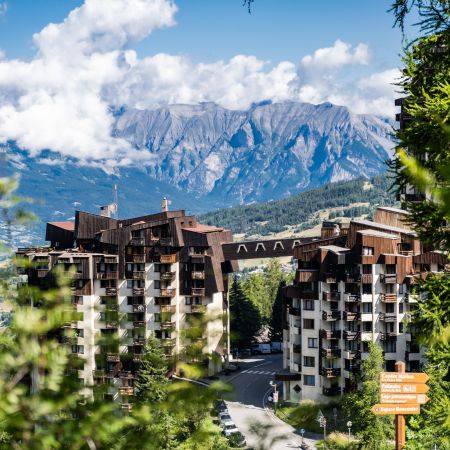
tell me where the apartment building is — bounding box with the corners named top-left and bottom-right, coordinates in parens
top-left (281, 206), bottom-right (446, 403)
top-left (17, 204), bottom-right (235, 406)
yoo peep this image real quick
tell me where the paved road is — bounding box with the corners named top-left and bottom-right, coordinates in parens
top-left (223, 354), bottom-right (317, 450)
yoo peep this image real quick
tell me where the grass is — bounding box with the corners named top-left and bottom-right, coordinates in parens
top-left (275, 400), bottom-right (350, 434)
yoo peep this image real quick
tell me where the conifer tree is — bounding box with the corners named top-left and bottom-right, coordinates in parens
top-left (269, 280), bottom-right (286, 342)
top-left (134, 336), bottom-right (169, 403)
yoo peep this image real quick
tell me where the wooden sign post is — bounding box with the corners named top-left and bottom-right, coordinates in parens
top-left (395, 362), bottom-right (406, 450)
top-left (372, 361), bottom-right (429, 450)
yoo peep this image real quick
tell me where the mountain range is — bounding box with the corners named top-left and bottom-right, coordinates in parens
top-left (2, 100), bottom-right (394, 246)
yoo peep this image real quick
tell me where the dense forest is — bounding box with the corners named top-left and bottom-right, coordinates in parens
top-left (200, 175), bottom-right (397, 237)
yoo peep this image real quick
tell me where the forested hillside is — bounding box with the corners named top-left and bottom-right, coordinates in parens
top-left (200, 175), bottom-right (397, 237)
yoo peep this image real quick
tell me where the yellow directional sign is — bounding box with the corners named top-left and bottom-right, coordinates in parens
top-left (380, 393), bottom-right (430, 404)
top-left (380, 372), bottom-right (429, 384)
top-left (380, 383), bottom-right (429, 394)
top-left (371, 404), bottom-right (420, 415)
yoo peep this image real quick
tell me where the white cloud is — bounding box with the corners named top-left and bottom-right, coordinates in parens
top-left (0, 3), bottom-right (7, 17)
top-left (0, 0), bottom-right (400, 165)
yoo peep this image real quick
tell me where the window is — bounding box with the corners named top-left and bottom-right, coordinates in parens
top-left (386, 304), bottom-right (394, 313)
top-left (127, 297), bottom-right (133, 305)
top-left (185, 297), bottom-right (192, 305)
top-left (362, 321), bottom-right (372, 332)
top-left (126, 263), bottom-right (132, 272)
top-left (386, 264), bottom-right (396, 275)
top-left (307, 338), bottom-right (318, 348)
top-left (154, 263), bottom-right (160, 272)
top-left (127, 280), bottom-right (133, 289)
top-left (303, 375), bottom-right (315, 386)
top-left (303, 356), bottom-right (315, 367)
top-left (362, 342), bottom-right (369, 352)
top-left (362, 303), bottom-right (372, 313)
top-left (303, 299), bottom-right (315, 311)
top-left (303, 319), bottom-right (315, 329)
top-left (384, 341), bottom-right (397, 353)
top-left (362, 284), bottom-right (372, 295)
top-left (154, 280), bottom-right (160, 289)
top-left (76, 329), bottom-right (84, 338)
top-left (362, 247), bottom-right (374, 256)
top-left (154, 313), bottom-right (161, 322)
top-left (399, 303), bottom-right (404, 313)
top-left (71, 345), bottom-right (84, 354)
top-left (362, 264), bottom-right (372, 274)
top-left (399, 323), bottom-right (404, 333)
top-left (399, 283), bottom-right (405, 294)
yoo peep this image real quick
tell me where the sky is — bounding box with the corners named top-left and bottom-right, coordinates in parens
top-left (0, 0), bottom-right (418, 166)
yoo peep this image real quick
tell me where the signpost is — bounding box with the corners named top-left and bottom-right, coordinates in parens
top-left (371, 361), bottom-right (430, 450)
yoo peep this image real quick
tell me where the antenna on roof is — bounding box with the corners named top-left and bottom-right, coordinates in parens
top-left (113, 184), bottom-right (118, 218)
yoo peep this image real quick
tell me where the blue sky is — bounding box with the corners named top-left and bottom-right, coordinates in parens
top-left (0, 0), bottom-right (417, 164)
top-left (1, 0), bottom-right (414, 66)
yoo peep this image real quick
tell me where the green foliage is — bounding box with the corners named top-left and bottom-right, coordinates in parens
top-left (319, 432), bottom-right (359, 450)
top-left (342, 342), bottom-right (394, 449)
top-left (240, 259), bottom-right (293, 326)
top-left (200, 176), bottom-right (396, 237)
top-left (134, 336), bottom-right (169, 403)
top-left (269, 280), bottom-right (285, 341)
top-left (229, 277), bottom-right (262, 348)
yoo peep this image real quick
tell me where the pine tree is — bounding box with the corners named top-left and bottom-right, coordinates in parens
top-left (342, 342), bottom-right (394, 449)
top-left (229, 277), bottom-right (262, 348)
top-left (134, 336), bottom-right (169, 403)
top-left (269, 280), bottom-right (285, 341)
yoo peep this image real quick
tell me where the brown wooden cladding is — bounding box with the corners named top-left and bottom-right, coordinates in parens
top-left (413, 251), bottom-right (447, 266)
top-left (75, 211), bottom-right (118, 240)
top-left (45, 223), bottom-right (75, 249)
top-left (293, 236), bottom-right (345, 261)
top-left (295, 270), bottom-right (319, 283)
top-left (373, 208), bottom-right (410, 230)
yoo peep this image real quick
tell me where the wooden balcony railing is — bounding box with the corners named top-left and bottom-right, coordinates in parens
top-left (322, 310), bottom-right (342, 321)
top-left (132, 271), bottom-right (146, 280)
top-left (191, 271), bottom-right (205, 280)
top-left (118, 387), bottom-right (134, 396)
top-left (96, 272), bottom-right (118, 280)
top-left (321, 368), bottom-right (341, 378)
top-left (379, 313), bottom-right (397, 322)
top-left (106, 353), bottom-right (120, 362)
top-left (343, 331), bottom-right (360, 340)
top-left (160, 288), bottom-right (175, 297)
top-left (343, 293), bottom-right (361, 302)
top-left (323, 292), bottom-right (340, 301)
top-left (380, 293), bottom-right (397, 303)
top-left (160, 254), bottom-right (177, 264)
top-left (320, 348), bottom-right (341, 358)
top-left (132, 287), bottom-right (145, 296)
top-left (160, 304), bottom-right (176, 314)
top-left (295, 270), bottom-right (319, 283)
top-left (132, 304), bottom-right (145, 313)
top-left (160, 271), bottom-right (175, 281)
top-left (190, 304), bottom-right (206, 314)
top-left (161, 338), bottom-right (176, 347)
top-left (343, 311), bottom-right (360, 321)
top-left (380, 274), bottom-right (397, 284)
top-left (130, 237), bottom-right (145, 246)
top-left (191, 288), bottom-right (205, 297)
top-left (160, 321), bottom-right (176, 330)
top-left (321, 329), bottom-right (342, 340)
top-left (105, 287), bottom-right (118, 296)
top-left (361, 274), bottom-right (373, 284)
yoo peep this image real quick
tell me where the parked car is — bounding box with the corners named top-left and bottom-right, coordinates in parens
top-left (219, 412), bottom-right (232, 423)
top-left (222, 421), bottom-right (239, 437)
top-left (214, 399), bottom-right (228, 414)
top-left (226, 430), bottom-right (246, 447)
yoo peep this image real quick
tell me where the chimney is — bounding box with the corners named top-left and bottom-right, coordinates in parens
top-left (100, 205), bottom-right (110, 217)
top-left (162, 197), bottom-right (169, 212)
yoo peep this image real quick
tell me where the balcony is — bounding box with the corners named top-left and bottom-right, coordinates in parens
top-left (321, 329), bottom-right (341, 340)
top-left (105, 303), bottom-right (119, 311)
top-left (119, 371), bottom-right (134, 379)
top-left (380, 332), bottom-right (397, 341)
top-left (105, 321), bottom-right (119, 329)
top-left (131, 254), bottom-right (145, 263)
top-left (118, 387), bottom-right (134, 396)
top-left (191, 287), bottom-right (205, 297)
top-left (160, 304), bottom-right (176, 314)
top-left (160, 271), bottom-right (175, 281)
top-left (380, 293), bottom-right (397, 303)
top-left (37, 268), bottom-right (49, 278)
top-left (160, 288), bottom-right (175, 297)
top-left (121, 403), bottom-right (133, 412)
top-left (379, 313), bottom-right (397, 322)
top-left (96, 271), bottom-right (118, 280)
top-left (191, 271), bottom-right (205, 280)
top-left (61, 336), bottom-right (78, 345)
top-left (160, 254), bottom-right (177, 264)
top-left (93, 370), bottom-right (106, 379)
top-left (293, 344), bottom-right (302, 353)
top-left (190, 304), bottom-right (206, 314)
top-left (161, 338), bottom-right (176, 347)
top-left (105, 287), bottom-right (118, 296)
top-left (130, 237), bottom-right (145, 246)
top-left (160, 321), bottom-right (176, 330)
top-left (132, 287), bottom-right (145, 296)
top-left (343, 311), bottom-right (360, 321)
top-left (133, 320), bottom-right (146, 327)
top-left (323, 292), bottom-right (340, 301)
top-left (295, 270), bottom-right (319, 283)
top-left (323, 386), bottom-right (342, 396)
top-left (132, 354), bottom-right (142, 363)
top-left (380, 274), bottom-right (397, 284)
top-left (321, 367), bottom-right (341, 378)
top-left (324, 274), bottom-right (337, 284)
top-left (321, 348), bottom-right (341, 358)
top-left (132, 271), bottom-right (146, 280)
top-left (406, 293), bottom-right (419, 303)
top-left (106, 353), bottom-right (120, 362)
top-left (132, 304), bottom-right (145, 313)
top-left (344, 350), bottom-right (361, 360)
top-left (343, 293), bottom-right (361, 302)
top-left (361, 274), bottom-right (373, 284)
top-left (345, 274), bottom-right (361, 283)
top-left (343, 331), bottom-right (360, 341)
top-left (322, 311), bottom-right (341, 321)
top-left (133, 337), bottom-right (146, 345)
top-left (288, 307), bottom-right (301, 316)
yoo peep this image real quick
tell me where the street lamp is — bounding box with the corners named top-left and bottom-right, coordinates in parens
top-left (319, 416), bottom-right (327, 449)
top-left (347, 421), bottom-right (352, 441)
top-left (300, 428), bottom-right (305, 445)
